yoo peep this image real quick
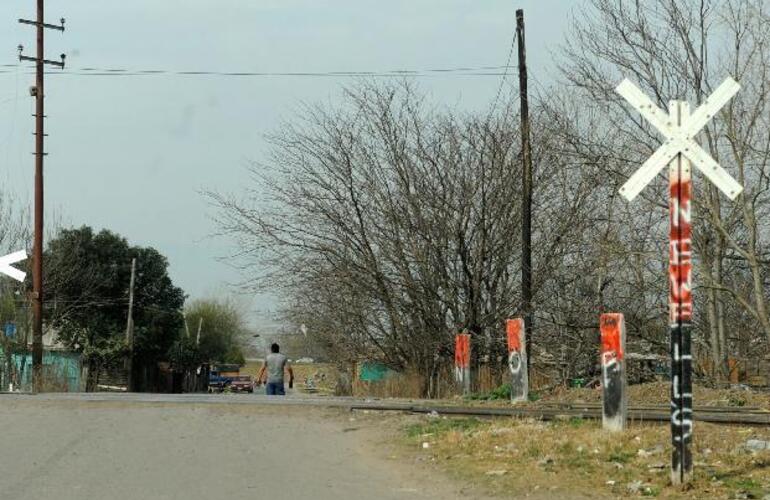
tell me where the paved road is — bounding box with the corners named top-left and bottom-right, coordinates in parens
top-left (0, 396), bottom-right (486, 500)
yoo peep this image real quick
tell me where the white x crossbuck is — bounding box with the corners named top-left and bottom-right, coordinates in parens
top-left (615, 77), bottom-right (743, 201)
top-left (0, 250), bottom-right (28, 282)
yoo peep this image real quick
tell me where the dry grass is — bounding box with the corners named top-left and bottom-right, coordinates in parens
top-left (241, 361), bottom-right (338, 394)
top-left (39, 366), bottom-right (75, 392)
top-left (353, 369), bottom-right (427, 399)
top-left (402, 414), bottom-right (770, 498)
top-left (542, 381), bottom-right (770, 408)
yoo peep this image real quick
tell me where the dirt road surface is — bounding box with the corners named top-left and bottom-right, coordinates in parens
top-left (0, 398), bottom-right (489, 500)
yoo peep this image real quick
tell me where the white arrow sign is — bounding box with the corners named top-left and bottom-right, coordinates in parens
top-left (0, 250), bottom-right (28, 282)
top-left (615, 77), bottom-right (743, 201)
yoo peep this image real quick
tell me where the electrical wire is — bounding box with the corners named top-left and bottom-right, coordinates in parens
top-left (0, 63), bottom-right (516, 78)
top-left (486, 19), bottom-right (518, 118)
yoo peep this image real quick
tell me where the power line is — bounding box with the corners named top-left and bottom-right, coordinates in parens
top-left (487, 14), bottom-right (518, 117)
top-left (0, 63), bottom-right (515, 78)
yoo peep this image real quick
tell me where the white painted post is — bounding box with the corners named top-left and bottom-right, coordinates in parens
top-left (454, 333), bottom-right (471, 395)
top-left (506, 318), bottom-right (528, 402)
top-left (600, 313), bottom-right (626, 432)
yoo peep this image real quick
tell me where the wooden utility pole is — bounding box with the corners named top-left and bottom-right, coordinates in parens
top-left (18, 1), bottom-right (65, 391)
top-left (516, 9), bottom-right (534, 380)
top-left (125, 258), bottom-right (136, 391)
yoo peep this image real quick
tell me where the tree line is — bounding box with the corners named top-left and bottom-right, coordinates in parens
top-left (0, 221), bottom-right (249, 390)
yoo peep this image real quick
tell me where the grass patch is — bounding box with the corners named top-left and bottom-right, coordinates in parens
top-left (466, 383), bottom-right (511, 401)
top-left (607, 446), bottom-right (635, 464)
top-left (722, 476), bottom-right (766, 498)
top-left (399, 414), bottom-right (770, 499)
top-left (405, 417), bottom-right (482, 438)
top-left (568, 416), bottom-right (586, 428)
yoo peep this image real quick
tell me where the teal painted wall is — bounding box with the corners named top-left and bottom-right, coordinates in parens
top-left (358, 362), bottom-right (396, 382)
top-left (1, 349), bottom-right (82, 392)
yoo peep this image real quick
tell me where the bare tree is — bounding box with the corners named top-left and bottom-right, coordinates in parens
top-left (560, 0), bottom-right (770, 379)
top-left (210, 78), bottom-right (634, 393)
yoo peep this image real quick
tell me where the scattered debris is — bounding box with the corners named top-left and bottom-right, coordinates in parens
top-left (745, 439), bottom-right (770, 451)
top-left (636, 444), bottom-right (664, 457)
top-left (485, 470), bottom-right (508, 476)
top-left (606, 480), bottom-right (616, 486)
top-left (421, 442), bottom-right (430, 449)
top-left (427, 410), bottom-right (440, 419)
top-left (537, 456), bottom-right (554, 466)
top-left (627, 480), bottom-right (644, 494)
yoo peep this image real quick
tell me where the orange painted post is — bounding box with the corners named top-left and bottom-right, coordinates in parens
top-left (454, 333), bottom-right (471, 395)
top-left (600, 313), bottom-right (627, 432)
top-left (506, 318), bottom-right (528, 402)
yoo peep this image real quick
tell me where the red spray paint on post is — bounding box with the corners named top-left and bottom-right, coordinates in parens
top-left (506, 318), bottom-right (528, 402)
top-left (454, 333), bottom-right (471, 395)
top-left (600, 313), bottom-right (627, 431)
top-left (668, 105), bottom-right (693, 484)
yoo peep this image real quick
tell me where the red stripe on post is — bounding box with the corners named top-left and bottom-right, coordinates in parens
top-left (454, 334), bottom-right (470, 369)
top-left (506, 317), bottom-right (528, 402)
top-left (506, 318), bottom-right (523, 353)
top-left (600, 313), bottom-right (624, 361)
top-left (600, 312), bottom-right (627, 432)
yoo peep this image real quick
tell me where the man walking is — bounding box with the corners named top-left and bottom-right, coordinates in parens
top-left (257, 343), bottom-right (294, 396)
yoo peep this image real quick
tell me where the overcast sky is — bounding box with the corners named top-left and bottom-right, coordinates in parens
top-left (0, 0), bottom-right (573, 330)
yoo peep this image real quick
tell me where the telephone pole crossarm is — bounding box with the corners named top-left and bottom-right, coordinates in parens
top-left (18, 17), bottom-right (65, 31)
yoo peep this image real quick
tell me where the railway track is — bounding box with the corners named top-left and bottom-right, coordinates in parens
top-left (348, 401), bottom-right (770, 425)
top-left (5, 391), bottom-right (767, 425)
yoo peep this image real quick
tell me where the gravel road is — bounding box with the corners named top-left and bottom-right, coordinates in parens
top-left (0, 398), bottom-right (487, 500)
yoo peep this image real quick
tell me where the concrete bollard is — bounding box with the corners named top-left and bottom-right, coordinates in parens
top-left (454, 333), bottom-right (471, 396)
top-left (506, 318), bottom-right (528, 402)
top-left (600, 313), bottom-right (627, 432)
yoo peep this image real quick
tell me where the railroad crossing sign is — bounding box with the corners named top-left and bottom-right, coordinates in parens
top-left (616, 77), bottom-right (742, 201)
top-left (615, 77), bottom-right (743, 487)
top-left (0, 250), bottom-right (28, 282)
